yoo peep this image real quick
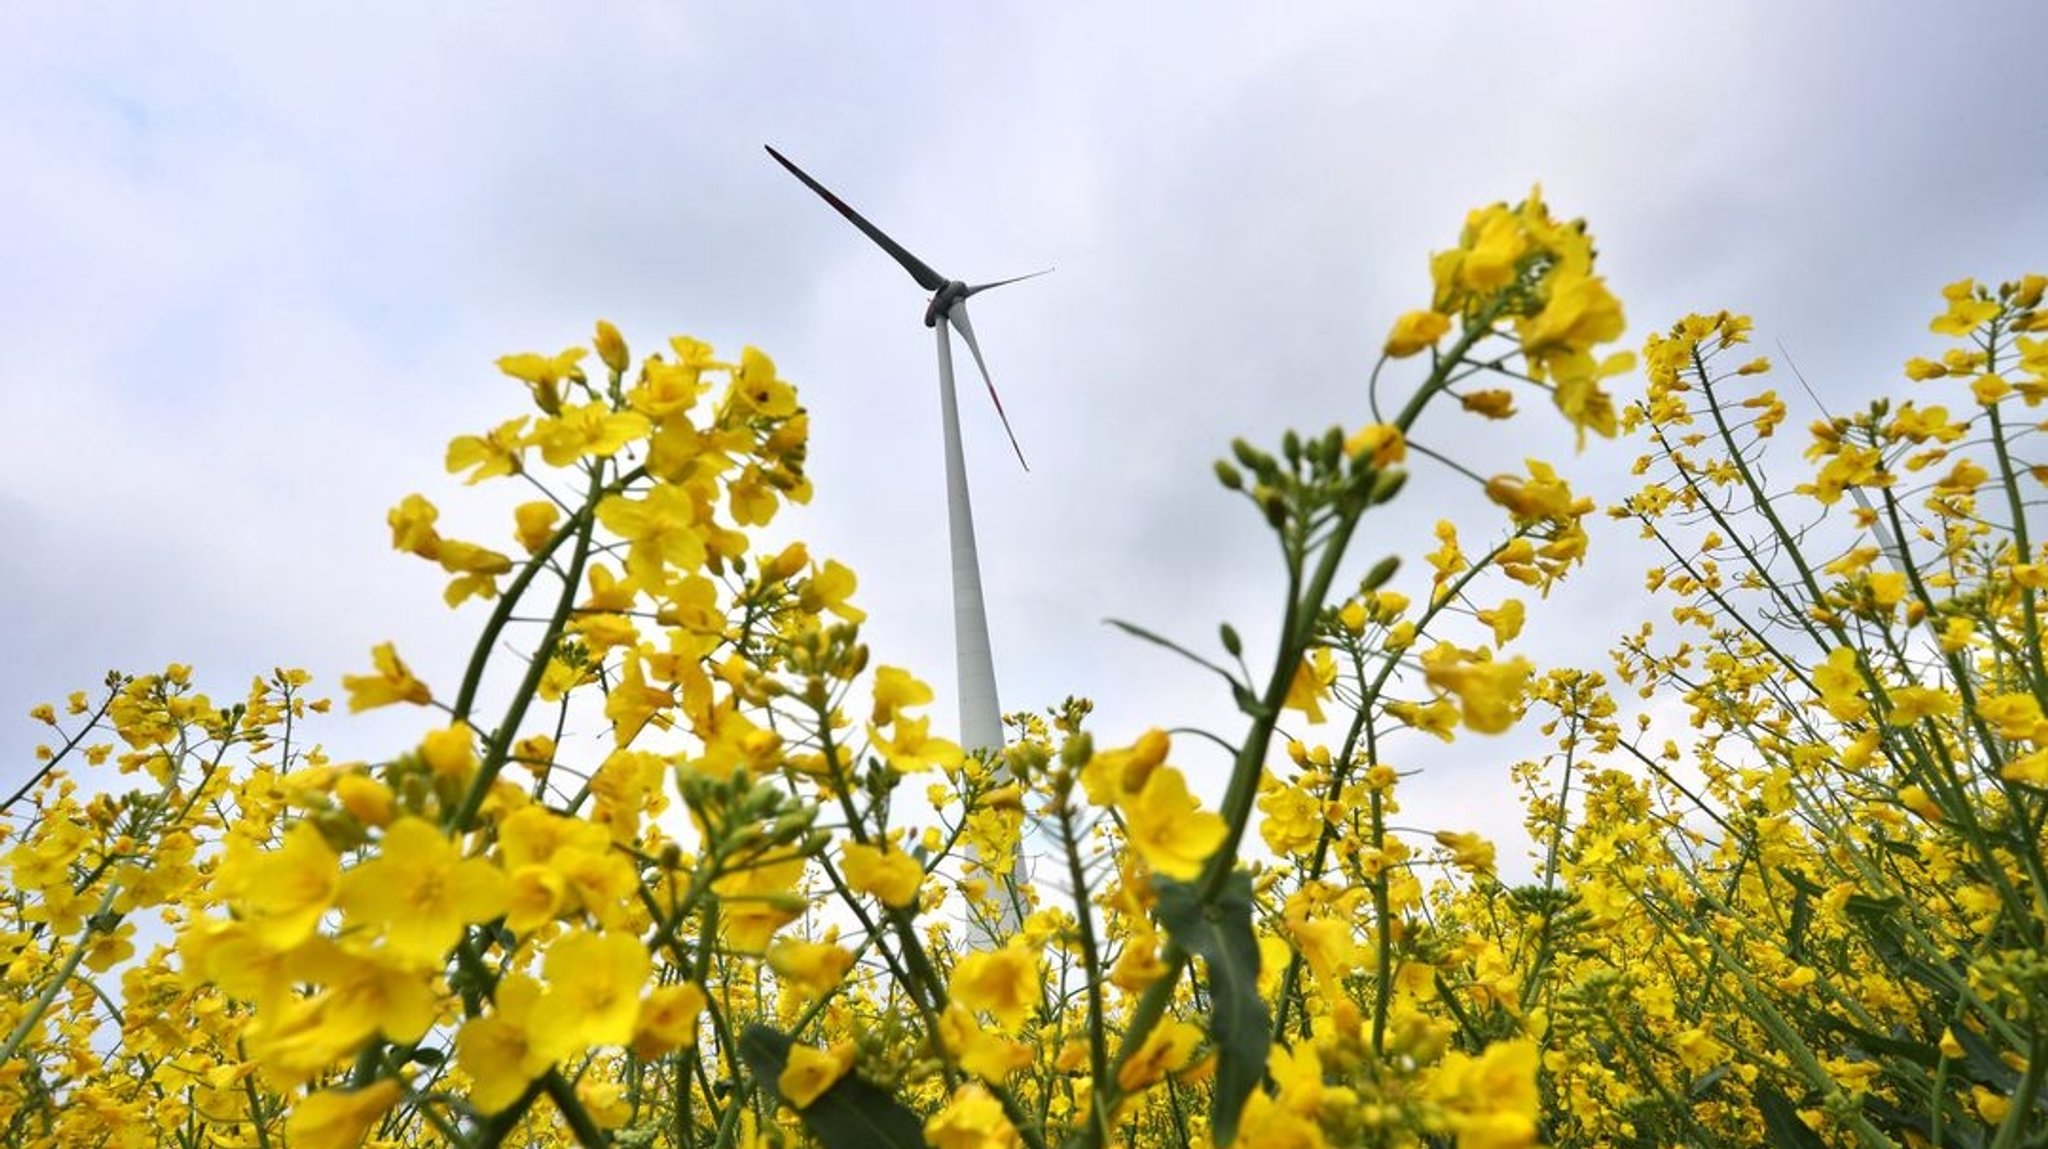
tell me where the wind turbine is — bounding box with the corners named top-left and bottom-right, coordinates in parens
top-left (765, 144), bottom-right (1041, 763)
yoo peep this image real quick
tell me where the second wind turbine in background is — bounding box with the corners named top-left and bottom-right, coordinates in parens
top-left (764, 144), bottom-right (1044, 764)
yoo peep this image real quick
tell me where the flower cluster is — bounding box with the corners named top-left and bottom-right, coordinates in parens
top-left (8, 200), bottom-right (2043, 1149)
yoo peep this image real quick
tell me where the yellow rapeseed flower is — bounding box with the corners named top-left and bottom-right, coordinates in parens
top-left (531, 929), bottom-right (652, 1052)
top-left (341, 642), bottom-right (432, 712)
top-left (340, 818), bottom-right (509, 965)
top-left (283, 1080), bottom-right (403, 1149)
top-left (779, 1040), bottom-right (854, 1109)
top-left (924, 1082), bottom-right (1020, 1149)
top-left (215, 823), bottom-right (341, 951)
top-left (841, 840), bottom-right (924, 908)
top-left (1121, 766), bottom-right (1225, 881)
top-left (1384, 310), bottom-right (1452, 358)
top-left (949, 942), bottom-right (1042, 1033)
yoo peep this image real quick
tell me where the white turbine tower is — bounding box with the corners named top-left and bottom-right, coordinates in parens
top-left (767, 145), bottom-right (1039, 930)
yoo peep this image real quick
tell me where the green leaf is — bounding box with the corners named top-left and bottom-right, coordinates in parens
top-left (1756, 1084), bottom-right (1828, 1149)
top-left (1105, 618), bottom-right (1243, 687)
top-left (737, 1024), bottom-right (925, 1149)
top-left (1154, 870), bottom-right (1271, 1147)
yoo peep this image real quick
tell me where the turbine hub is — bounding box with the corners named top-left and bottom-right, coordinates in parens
top-left (924, 280), bottom-right (971, 327)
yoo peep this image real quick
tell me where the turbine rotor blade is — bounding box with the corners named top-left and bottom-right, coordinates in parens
top-left (962, 267), bottom-right (1054, 298)
top-left (764, 145), bottom-right (948, 292)
top-left (947, 304), bottom-right (1029, 472)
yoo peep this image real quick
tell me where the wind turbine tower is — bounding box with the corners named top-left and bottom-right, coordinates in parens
top-left (765, 144), bottom-right (1038, 801)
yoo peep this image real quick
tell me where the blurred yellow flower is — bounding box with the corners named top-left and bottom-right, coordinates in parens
top-left (341, 642), bottom-right (432, 712)
top-left (842, 840), bottom-right (924, 908)
top-left (1384, 309), bottom-right (1451, 358)
top-left (1122, 766), bottom-right (1225, 880)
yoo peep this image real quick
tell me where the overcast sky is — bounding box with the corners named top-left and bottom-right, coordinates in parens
top-left (5, 2), bottom-right (2044, 867)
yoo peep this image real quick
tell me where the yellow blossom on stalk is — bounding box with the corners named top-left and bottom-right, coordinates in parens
top-left (1979, 693), bottom-right (2048, 741)
top-left (420, 721), bottom-right (479, 780)
top-left (1519, 256), bottom-right (1626, 359)
top-left (597, 484), bottom-right (709, 586)
top-left (767, 938), bottom-right (856, 996)
top-left (940, 1004), bottom-right (1035, 1082)
top-left (1435, 829), bottom-right (1497, 876)
top-left (503, 864), bottom-right (568, 935)
top-left (283, 1079), bottom-right (403, 1149)
top-left (631, 981), bottom-right (708, 1058)
top-left (1478, 598), bottom-right (1526, 645)
top-left (1552, 363), bottom-right (1627, 448)
top-left (1905, 356), bottom-right (1948, 380)
top-left (1812, 647), bottom-right (1868, 721)
top-left (1445, 204), bottom-right (1529, 298)
top-left (1344, 422), bottom-right (1407, 467)
top-left (498, 346), bottom-right (587, 413)
top-left (733, 346), bottom-right (798, 417)
top-left (531, 400), bottom-right (651, 467)
top-left (246, 940), bottom-right (443, 1083)
top-left (1384, 310), bottom-right (1452, 358)
top-left (1884, 684), bottom-right (1957, 725)
top-left (1427, 520), bottom-right (1467, 591)
top-left (925, 1082), bottom-right (1020, 1149)
top-left (630, 354), bottom-right (712, 418)
top-left (1388, 697), bottom-right (1461, 741)
top-left (779, 1040), bottom-right (855, 1109)
top-left (1428, 1038), bottom-right (1540, 1149)
top-left (332, 771), bottom-right (394, 827)
top-left (214, 823), bottom-right (341, 950)
top-left (950, 942), bottom-right (1041, 1032)
top-left (513, 500), bottom-right (559, 553)
top-left (1485, 460), bottom-right (1582, 524)
top-left (1284, 647), bottom-right (1338, 724)
top-left (531, 929), bottom-right (652, 1050)
top-left (842, 840), bottom-right (924, 908)
top-left (1930, 278), bottom-right (2000, 336)
top-left (446, 416), bottom-right (530, 484)
top-left (1970, 373), bottom-right (2011, 404)
top-left (1285, 910), bottom-right (1356, 985)
top-left (2000, 747), bottom-right (2048, 785)
top-left (340, 817), bottom-right (509, 964)
top-left (455, 974), bottom-right (555, 1114)
top-left (342, 642), bottom-right (431, 712)
top-left (594, 319), bottom-right (629, 374)
top-left (1117, 1018), bottom-right (1204, 1092)
top-left (1259, 780), bottom-right (1325, 855)
top-left (1461, 388), bottom-right (1517, 419)
top-left (1121, 766), bottom-right (1226, 880)
top-left (605, 647), bottom-right (676, 746)
top-left (799, 558), bottom-right (867, 623)
top-left (1079, 727), bottom-right (1172, 805)
top-left (871, 713), bottom-right (965, 774)
top-left (715, 849), bottom-right (808, 953)
top-left (388, 493), bottom-right (442, 558)
top-left (1421, 643), bottom-right (1534, 734)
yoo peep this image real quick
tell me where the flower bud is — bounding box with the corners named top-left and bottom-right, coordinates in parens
top-left (1362, 554), bottom-right (1401, 591)
top-left (1214, 460), bottom-right (1245, 491)
top-left (595, 320), bottom-right (629, 375)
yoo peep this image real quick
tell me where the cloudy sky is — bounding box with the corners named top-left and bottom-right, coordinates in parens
top-left (4, 2), bottom-right (2044, 865)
